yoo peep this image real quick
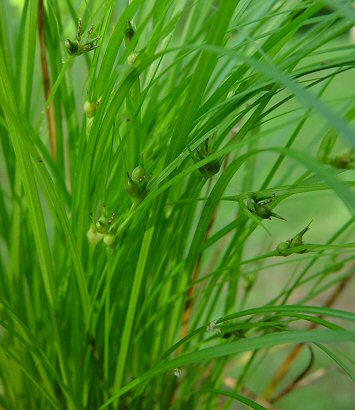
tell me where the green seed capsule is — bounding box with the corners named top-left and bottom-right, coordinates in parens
top-left (256, 204), bottom-right (285, 221)
top-left (126, 158), bottom-right (150, 206)
top-left (126, 179), bottom-right (148, 205)
top-left (255, 204), bottom-right (274, 219)
top-left (84, 101), bottom-right (97, 118)
top-left (244, 197), bottom-right (256, 213)
top-left (103, 233), bottom-right (115, 247)
top-left (65, 39), bottom-right (79, 55)
top-left (198, 160), bottom-right (221, 178)
top-left (276, 222), bottom-right (311, 256)
top-left (276, 241), bottom-right (291, 256)
top-left (87, 226), bottom-right (103, 245)
top-left (329, 150), bottom-right (354, 169)
top-left (65, 19), bottom-right (100, 57)
top-left (243, 193), bottom-right (285, 220)
top-left (95, 216), bottom-right (109, 234)
top-left (192, 138), bottom-right (222, 178)
top-left (131, 165), bottom-right (146, 184)
top-left (277, 241), bottom-right (290, 250)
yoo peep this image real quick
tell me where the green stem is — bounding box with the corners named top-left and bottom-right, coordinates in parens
top-left (112, 215), bottom-right (155, 399)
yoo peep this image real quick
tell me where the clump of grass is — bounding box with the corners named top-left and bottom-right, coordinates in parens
top-left (0, 1), bottom-right (355, 409)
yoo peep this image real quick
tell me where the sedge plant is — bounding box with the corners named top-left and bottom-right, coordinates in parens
top-left (0, 0), bottom-right (355, 409)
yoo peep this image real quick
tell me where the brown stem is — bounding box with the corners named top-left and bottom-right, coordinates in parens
top-left (271, 346), bottom-right (314, 403)
top-left (262, 271), bottom-right (353, 401)
top-left (38, 0), bottom-right (57, 160)
top-left (179, 252), bottom-right (203, 342)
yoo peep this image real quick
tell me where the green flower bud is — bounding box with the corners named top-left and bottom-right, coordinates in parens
top-left (256, 204), bottom-right (285, 220)
top-left (276, 241), bottom-right (291, 256)
top-left (126, 156), bottom-right (150, 206)
top-left (87, 225), bottom-right (103, 245)
top-left (126, 178), bottom-right (148, 205)
top-left (95, 216), bottom-right (109, 234)
top-left (88, 207), bottom-right (116, 247)
top-left (329, 150), bottom-right (354, 169)
top-left (192, 138), bottom-right (222, 178)
top-left (103, 233), bottom-right (115, 247)
top-left (275, 222), bottom-right (311, 256)
top-left (244, 197), bottom-right (256, 213)
top-left (243, 193), bottom-right (285, 221)
top-left (255, 204), bottom-right (273, 219)
top-left (84, 97), bottom-right (101, 118)
top-left (65, 39), bottom-right (79, 55)
top-left (198, 160), bottom-right (221, 178)
top-left (84, 101), bottom-right (97, 118)
top-left (65, 19), bottom-right (99, 57)
top-left (131, 165), bottom-right (146, 183)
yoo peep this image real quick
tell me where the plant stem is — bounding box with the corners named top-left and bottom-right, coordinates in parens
top-left (38, 0), bottom-right (57, 159)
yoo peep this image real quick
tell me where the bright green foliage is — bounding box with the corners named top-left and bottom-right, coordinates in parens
top-left (0, 1), bottom-right (355, 409)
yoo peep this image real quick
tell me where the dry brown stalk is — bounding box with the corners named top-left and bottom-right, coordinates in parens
top-left (38, 0), bottom-right (57, 160)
